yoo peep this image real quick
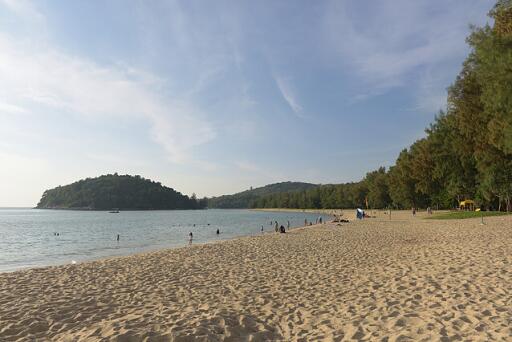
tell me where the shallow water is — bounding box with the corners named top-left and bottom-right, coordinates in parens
top-left (0, 208), bottom-right (330, 272)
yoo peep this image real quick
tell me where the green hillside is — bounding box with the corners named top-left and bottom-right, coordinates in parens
top-left (208, 182), bottom-right (319, 208)
top-left (36, 174), bottom-right (205, 210)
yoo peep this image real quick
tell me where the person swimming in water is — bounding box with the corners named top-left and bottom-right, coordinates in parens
top-left (216, 228), bottom-right (220, 235)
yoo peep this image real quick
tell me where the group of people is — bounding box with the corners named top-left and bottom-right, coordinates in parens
top-left (266, 217), bottom-right (324, 233)
top-left (412, 207), bottom-right (434, 216)
top-left (187, 216), bottom-right (326, 244)
top-left (188, 228), bottom-right (221, 244)
top-left (302, 217), bottom-right (323, 226)
top-left (269, 220), bottom-right (288, 234)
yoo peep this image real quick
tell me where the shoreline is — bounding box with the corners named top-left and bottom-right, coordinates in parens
top-left (0, 210), bottom-right (332, 274)
top-left (251, 207), bottom-right (341, 215)
top-left (4, 220), bottom-right (324, 275)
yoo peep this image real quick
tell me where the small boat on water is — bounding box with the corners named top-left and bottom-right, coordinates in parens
top-left (109, 208), bottom-right (120, 213)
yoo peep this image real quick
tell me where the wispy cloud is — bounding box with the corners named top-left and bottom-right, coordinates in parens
top-left (0, 10), bottom-right (216, 164)
top-left (0, 0), bottom-right (44, 23)
top-left (274, 75), bottom-right (304, 118)
top-left (322, 0), bottom-right (493, 110)
top-left (0, 101), bottom-right (26, 114)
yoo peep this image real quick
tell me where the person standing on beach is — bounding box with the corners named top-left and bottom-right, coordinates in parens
top-left (287, 220), bottom-right (290, 231)
top-left (274, 221), bottom-right (279, 232)
top-left (189, 232), bottom-right (193, 244)
top-left (412, 207), bottom-right (416, 216)
top-left (304, 218), bottom-right (307, 226)
top-left (116, 234), bottom-right (120, 242)
top-left (261, 225), bottom-right (264, 233)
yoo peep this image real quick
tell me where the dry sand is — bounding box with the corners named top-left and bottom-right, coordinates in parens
top-left (1, 211), bottom-right (512, 341)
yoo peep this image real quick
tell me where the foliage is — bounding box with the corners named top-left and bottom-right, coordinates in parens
top-left (208, 182), bottom-right (318, 208)
top-left (37, 174), bottom-right (206, 210)
top-left (246, 181), bottom-right (369, 209)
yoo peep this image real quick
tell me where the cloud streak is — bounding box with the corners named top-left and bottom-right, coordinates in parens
top-left (0, 30), bottom-right (215, 164)
top-left (322, 0), bottom-right (493, 110)
top-left (0, 0), bottom-right (44, 23)
top-left (274, 76), bottom-right (304, 118)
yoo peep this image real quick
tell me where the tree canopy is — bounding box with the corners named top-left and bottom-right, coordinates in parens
top-left (37, 174), bottom-right (206, 210)
top-left (208, 182), bottom-right (318, 208)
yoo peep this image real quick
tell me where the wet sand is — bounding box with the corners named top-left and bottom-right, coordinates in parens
top-left (1, 211), bottom-right (511, 341)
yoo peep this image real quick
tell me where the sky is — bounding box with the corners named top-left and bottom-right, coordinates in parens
top-left (0, 0), bottom-right (495, 206)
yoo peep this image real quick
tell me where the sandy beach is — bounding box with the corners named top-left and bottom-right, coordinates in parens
top-left (1, 211), bottom-right (512, 341)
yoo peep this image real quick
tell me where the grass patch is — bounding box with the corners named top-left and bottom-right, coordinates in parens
top-left (429, 211), bottom-right (511, 220)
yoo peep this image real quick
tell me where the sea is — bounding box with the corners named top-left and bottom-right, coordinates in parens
top-left (0, 208), bottom-right (331, 272)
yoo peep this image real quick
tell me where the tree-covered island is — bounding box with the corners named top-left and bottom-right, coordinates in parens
top-left (36, 174), bottom-right (207, 210)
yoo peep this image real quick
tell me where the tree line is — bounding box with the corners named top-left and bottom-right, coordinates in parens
top-left (208, 182), bottom-right (318, 208)
top-left (251, 1), bottom-right (512, 211)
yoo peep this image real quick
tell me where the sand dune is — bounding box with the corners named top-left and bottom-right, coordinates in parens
top-left (1, 212), bottom-right (511, 341)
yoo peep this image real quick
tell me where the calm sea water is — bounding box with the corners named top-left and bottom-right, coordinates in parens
top-left (0, 208), bottom-right (330, 272)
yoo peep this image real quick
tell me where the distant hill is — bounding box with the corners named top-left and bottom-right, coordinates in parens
top-left (36, 174), bottom-right (205, 210)
top-left (208, 182), bottom-right (319, 208)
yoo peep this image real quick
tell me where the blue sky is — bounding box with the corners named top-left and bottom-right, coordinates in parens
top-left (0, 0), bottom-right (494, 206)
